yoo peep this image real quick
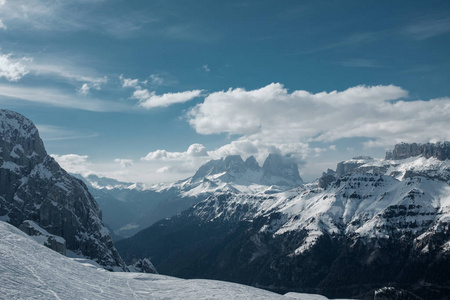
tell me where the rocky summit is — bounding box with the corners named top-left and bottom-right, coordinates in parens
top-left (0, 110), bottom-right (127, 271)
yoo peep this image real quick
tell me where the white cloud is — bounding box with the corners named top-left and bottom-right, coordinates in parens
top-left (78, 83), bottom-right (90, 95)
top-left (0, 19), bottom-right (6, 30)
top-left (405, 17), bottom-right (450, 40)
top-left (208, 139), bottom-right (309, 166)
top-left (114, 158), bottom-right (133, 168)
top-left (156, 166), bottom-right (172, 174)
top-left (339, 58), bottom-right (384, 68)
top-left (202, 65), bottom-right (210, 72)
top-left (134, 89), bottom-right (202, 109)
top-left (141, 143), bottom-right (208, 161)
top-left (187, 83), bottom-right (450, 149)
top-left (30, 61), bottom-right (108, 86)
top-left (51, 154), bottom-right (91, 176)
top-left (36, 124), bottom-right (98, 141)
top-left (0, 52), bottom-right (31, 81)
top-left (0, 0), bottom-right (158, 38)
top-left (76, 78), bottom-right (106, 95)
top-left (186, 143), bottom-right (208, 157)
top-left (0, 83), bottom-right (127, 112)
top-left (120, 75), bottom-right (140, 88)
top-left (149, 74), bottom-right (164, 86)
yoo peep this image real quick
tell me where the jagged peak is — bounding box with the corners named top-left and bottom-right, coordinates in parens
top-left (192, 153), bottom-right (303, 187)
top-left (243, 155), bottom-right (260, 171)
top-left (262, 153), bottom-right (303, 185)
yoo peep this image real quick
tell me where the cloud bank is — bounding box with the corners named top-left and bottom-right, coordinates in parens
top-left (187, 83), bottom-right (450, 150)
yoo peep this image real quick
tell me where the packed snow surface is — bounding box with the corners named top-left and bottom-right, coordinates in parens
top-left (0, 221), bottom-right (331, 300)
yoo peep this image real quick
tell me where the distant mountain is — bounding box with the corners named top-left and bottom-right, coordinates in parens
top-left (81, 153), bottom-right (303, 238)
top-left (116, 142), bottom-right (450, 299)
top-left (0, 109), bottom-right (127, 271)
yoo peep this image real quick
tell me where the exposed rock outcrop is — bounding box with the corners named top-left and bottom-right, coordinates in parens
top-left (385, 142), bottom-right (450, 161)
top-left (0, 109), bottom-right (127, 271)
top-left (128, 258), bottom-right (158, 274)
top-left (19, 220), bottom-right (66, 255)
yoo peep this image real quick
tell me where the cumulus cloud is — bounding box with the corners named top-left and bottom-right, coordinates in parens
top-left (134, 89), bottom-right (202, 109)
top-left (0, 52), bottom-right (31, 81)
top-left (114, 158), bottom-right (133, 168)
top-left (120, 74), bottom-right (140, 88)
top-left (187, 83), bottom-right (450, 148)
top-left (51, 154), bottom-right (91, 176)
top-left (141, 143), bottom-right (208, 161)
top-left (0, 19), bottom-right (6, 30)
top-left (202, 65), bottom-right (210, 72)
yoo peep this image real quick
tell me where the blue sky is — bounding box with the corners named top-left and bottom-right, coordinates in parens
top-left (0, 0), bottom-right (449, 184)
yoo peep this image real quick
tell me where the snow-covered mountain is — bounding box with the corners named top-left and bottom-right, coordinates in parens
top-left (0, 220), bottom-right (335, 300)
top-left (81, 153), bottom-right (303, 238)
top-left (0, 109), bottom-right (127, 271)
top-left (117, 142), bottom-right (450, 299)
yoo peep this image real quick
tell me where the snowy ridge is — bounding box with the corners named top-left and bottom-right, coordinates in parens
top-left (0, 220), bottom-right (330, 300)
top-left (188, 154), bottom-right (450, 255)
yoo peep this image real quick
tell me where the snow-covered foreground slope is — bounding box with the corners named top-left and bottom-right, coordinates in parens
top-left (0, 221), bottom-right (329, 300)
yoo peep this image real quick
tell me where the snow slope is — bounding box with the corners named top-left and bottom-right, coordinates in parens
top-left (0, 221), bottom-right (329, 300)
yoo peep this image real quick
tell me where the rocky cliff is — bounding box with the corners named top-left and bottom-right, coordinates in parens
top-left (385, 142), bottom-right (450, 161)
top-left (0, 109), bottom-right (127, 271)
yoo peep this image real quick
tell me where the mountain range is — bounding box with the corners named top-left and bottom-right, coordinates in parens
top-left (79, 153), bottom-right (303, 238)
top-left (116, 142), bottom-right (450, 299)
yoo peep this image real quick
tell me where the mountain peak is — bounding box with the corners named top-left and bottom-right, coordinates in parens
top-left (243, 155), bottom-right (260, 171)
top-left (0, 110), bottom-right (127, 271)
top-left (192, 153), bottom-right (303, 188)
top-left (262, 153), bottom-right (303, 185)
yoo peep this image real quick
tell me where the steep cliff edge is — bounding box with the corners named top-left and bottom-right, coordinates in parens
top-left (0, 109), bottom-right (127, 271)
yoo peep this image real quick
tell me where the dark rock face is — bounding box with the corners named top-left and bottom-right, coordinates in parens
top-left (192, 153), bottom-right (303, 186)
top-left (0, 110), bottom-right (127, 271)
top-left (192, 155), bottom-right (245, 180)
top-left (243, 155), bottom-right (260, 171)
top-left (261, 153), bottom-right (303, 185)
top-left (374, 287), bottom-right (424, 300)
top-left (128, 258), bottom-right (158, 274)
top-left (385, 142), bottom-right (450, 161)
top-left (19, 220), bottom-right (66, 255)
